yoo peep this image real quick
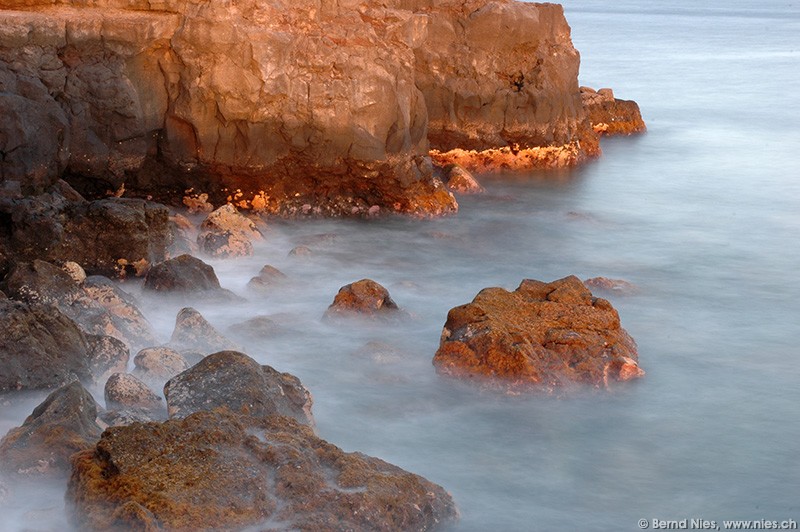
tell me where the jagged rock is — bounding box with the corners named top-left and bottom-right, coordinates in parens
top-left (79, 276), bottom-right (158, 350)
top-left (104, 373), bottom-right (163, 413)
top-left (0, 193), bottom-right (169, 277)
top-left (228, 315), bottom-right (285, 340)
top-left (169, 307), bottom-right (240, 354)
top-left (581, 86), bottom-right (647, 136)
top-left (86, 334), bottom-right (130, 386)
top-left (67, 410), bottom-right (458, 530)
top-left (323, 279), bottom-right (405, 321)
top-left (164, 351), bottom-right (313, 426)
top-left (246, 264), bottom-right (288, 293)
top-left (0, 298), bottom-right (92, 392)
top-left (433, 275), bottom-right (644, 390)
top-left (583, 276), bottom-right (639, 296)
top-left (132, 346), bottom-right (190, 389)
top-left (0, 381), bottom-right (102, 476)
top-left (441, 164), bottom-right (484, 194)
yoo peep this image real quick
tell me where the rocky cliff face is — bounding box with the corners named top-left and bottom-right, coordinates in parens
top-left (0, 0), bottom-right (641, 215)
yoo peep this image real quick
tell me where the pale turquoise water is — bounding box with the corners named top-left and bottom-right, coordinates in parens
top-left (2, 1), bottom-right (799, 530)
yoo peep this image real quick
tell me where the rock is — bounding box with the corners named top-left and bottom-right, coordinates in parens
top-left (99, 408), bottom-right (159, 428)
top-left (433, 275), bottom-right (644, 390)
top-left (67, 410), bottom-right (457, 531)
top-left (132, 347), bottom-right (190, 389)
top-left (583, 277), bottom-right (639, 296)
top-left (228, 315), bottom-right (285, 340)
top-left (197, 230), bottom-right (254, 258)
top-left (288, 245), bottom-right (313, 257)
top-left (167, 213), bottom-right (199, 256)
top-left (246, 264), bottom-right (288, 293)
top-left (2, 259), bottom-right (81, 305)
top-left (62, 261), bottom-right (87, 284)
top-left (294, 233), bottom-right (338, 247)
top-left (0, 298), bottom-right (92, 392)
top-left (104, 373), bottom-right (163, 413)
top-left (199, 204), bottom-right (263, 242)
top-left (581, 86), bottom-right (647, 136)
top-left (86, 334), bottom-right (130, 386)
top-left (0, 193), bottom-right (169, 277)
top-left (0, 381), bottom-right (102, 476)
top-left (164, 351), bottom-right (313, 426)
top-left (79, 276), bottom-right (158, 350)
top-left (323, 279), bottom-right (404, 321)
top-left (169, 307), bottom-right (240, 354)
top-left (441, 164), bottom-right (485, 194)
top-left (354, 341), bottom-right (406, 365)
top-left (143, 254), bottom-right (238, 301)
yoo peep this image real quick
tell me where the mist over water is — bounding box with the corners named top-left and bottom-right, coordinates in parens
top-left (3, 1), bottom-right (800, 530)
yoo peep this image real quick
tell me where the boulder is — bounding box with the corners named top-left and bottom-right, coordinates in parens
top-left (143, 254), bottom-right (238, 301)
top-left (0, 381), bottom-right (102, 476)
top-left (164, 351), bottom-right (313, 426)
top-left (0, 193), bottom-right (169, 277)
top-left (323, 279), bottom-right (405, 321)
top-left (0, 298), bottom-right (92, 392)
top-left (62, 261), bottom-right (87, 284)
top-left (132, 346), bottom-right (190, 389)
top-left (2, 259), bottom-right (81, 305)
top-left (79, 276), bottom-right (158, 350)
top-left (441, 164), bottom-right (484, 194)
top-left (433, 275), bottom-right (644, 390)
top-left (228, 315), bottom-right (285, 340)
top-left (197, 230), bottom-right (253, 258)
top-left (67, 410), bottom-right (457, 531)
top-left (288, 245), bottom-right (313, 258)
top-left (169, 307), bottom-right (240, 354)
top-left (246, 264), bottom-right (288, 293)
top-left (199, 204), bottom-right (263, 242)
top-left (581, 86), bottom-right (647, 136)
top-left (104, 373), bottom-right (164, 413)
top-left (86, 334), bottom-right (130, 386)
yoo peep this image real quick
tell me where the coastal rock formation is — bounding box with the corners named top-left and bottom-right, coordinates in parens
top-left (323, 279), bottom-right (405, 322)
top-left (85, 334), bottom-right (130, 386)
top-left (164, 351), bottom-right (314, 426)
top-left (581, 87), bottom-right (646, 136)
top-left (0, 0), bottom-right (642, 215)
top-left (433, 275), bottom-right (644, 390)
top-left (67, 410), bottom-right (458, 531)
top-left (131, 346), bottom-right (190, 389)
top-left (0, 192), bottom-right (169, 276)
top-left (169, 307), bottom-right (240, 354)
top-left (0, 381), bottom-right (102, 476)
top-left (104, 373), bottom-right (163, 413)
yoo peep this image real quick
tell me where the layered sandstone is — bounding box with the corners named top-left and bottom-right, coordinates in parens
top-left (0, 0), bottom-right (642, 214)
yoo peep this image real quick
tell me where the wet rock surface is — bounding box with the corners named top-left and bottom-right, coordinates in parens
top-left (433, 275), bottom-right (644, 390)
top-left (131, 347), bottom-right (190, 390)
top-left (143, 254), bottom-right (238, 301)
top-left (0, 298), bottom-right (92, 392)
top-left (324, 279), bottom-right (405, 321)
top-left (164, 351), bottom-right (313, 426)
top-left (169, 307), bottom-right (240, 354)
top-left (0, 381), bottom-right (102, 477)
top-left (85, 334), bottom-right (130, 387)
top-left (104, 373), bottom-right (163, 414)
top-left (67, 409), bottom-right (458, 531)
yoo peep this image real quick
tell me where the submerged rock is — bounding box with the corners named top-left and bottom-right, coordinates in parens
top-left (164, 351), bottom-right (313, 427)
top-left (228, 315), bottom-right (285, 340)
top-left (169, 307), bottom-right (240, 354)
top-left (323, 279), bottom-right (405, 322)
top-left (583, 276), bottom-right (639, 296)
top-left (433, 276), bottom-right (644, 390)
top-left (67, 410), bottom-right (457, 531)
top-left (246, 264), bottom-right (289, 294)
top-left (0, 381), bottom-right (102, 477)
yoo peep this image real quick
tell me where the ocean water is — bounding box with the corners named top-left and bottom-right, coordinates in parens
top-left (2, 1), bottom-right (800, 530)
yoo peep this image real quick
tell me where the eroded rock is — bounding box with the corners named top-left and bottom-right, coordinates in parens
top-left (433, 275), bottom-right (644, 390)
top-left (86, 334), bottom-right (130, 386)
top-left (441, 164), bottom-right (484, 194)
top-left (131, 347), bottom-right (190, 390)
top-left (581, 86), bottom-right (647, 136)
top-left (67, 410), bottom-right (458, 531)
top-left (323, 279), bottom-right (405, 322)
top-left (164, 351), bottom-right (313, 426)
top-left (169, 307), bottom-right (240, 354)
top-left (0, 381), bottom-right (102, 477)
top-left (104, 373), bottom-right (163, 413)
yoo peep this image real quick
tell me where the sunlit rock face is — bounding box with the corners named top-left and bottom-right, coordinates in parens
top-left (0, 0), bottom-right (628, 215)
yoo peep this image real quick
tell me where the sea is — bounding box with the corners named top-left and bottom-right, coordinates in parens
top-left (1, 0), bottom-right (799, 530)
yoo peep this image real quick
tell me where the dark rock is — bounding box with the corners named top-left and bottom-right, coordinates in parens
top-left (0, 193), bottom-right (169, 277)
top-left (86, 334), bottom-right (130, 386)
top-left (104, 373), bottom-right (163, 413)
top-left (79, 276), bottom-right (157, 350)
top-left (323, 279), bottom-right (404, 321)
top-left (2, 259), bottom-right (81, 305)
top-left (228, 315), bottom-right (285, 340)
top-left (143, 254), bottom-right (220, 293)
top-left (164, 351), bottom-right (313, 426)
top-left (288, 245), bottom-right (313, 257)
top-left (132, 346), bottom-right (190, 389)
top-left (67, 410), bottom-right (457, 531)
top-left (246, 264), bottom-right (288, 294)
top-left (433, 275), bottom-right (644, 391)
top-left (169, 307), bottom-right (241, 354)
top-left (0, 298), bottom-right (92, 392)
top-left (0, 381), bottom-right (101, 476)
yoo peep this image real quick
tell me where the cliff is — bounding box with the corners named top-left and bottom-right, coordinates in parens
top-left (0, 0), bottom-right (644, 215)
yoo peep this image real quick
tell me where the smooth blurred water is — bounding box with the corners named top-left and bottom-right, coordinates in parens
top-left (2, 1), bottom-right (799, 530)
